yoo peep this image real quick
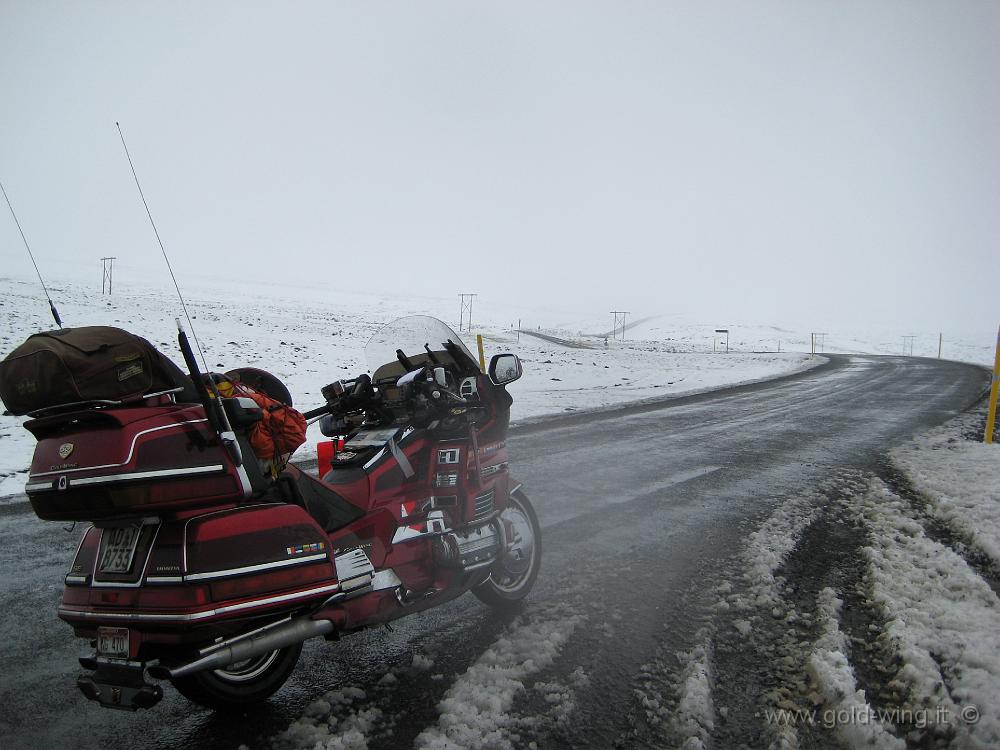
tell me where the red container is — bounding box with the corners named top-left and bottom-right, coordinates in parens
top-left (23, 404), bottom-right (247, 521)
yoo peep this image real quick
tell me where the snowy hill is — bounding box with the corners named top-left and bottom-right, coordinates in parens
top-left (0, 265), bottom-right (992, 498)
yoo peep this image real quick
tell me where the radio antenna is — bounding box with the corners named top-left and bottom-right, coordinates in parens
top-left (1, 180), bottom-right (63, 328)
top-left (115, 121), bottom-right (210, 374)
top-left (116, 123), bottom-right (244, 468)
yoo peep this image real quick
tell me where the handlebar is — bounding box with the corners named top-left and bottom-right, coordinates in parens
top-left (303, 374), bottom-right (375, 421)
top-left (304, 370), bottom-right (470, 422)
top-left (302, 404), bottom-right (331, 420)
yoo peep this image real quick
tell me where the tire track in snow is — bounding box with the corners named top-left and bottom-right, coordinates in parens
top-left (413, 608), bottom-right (585, 750)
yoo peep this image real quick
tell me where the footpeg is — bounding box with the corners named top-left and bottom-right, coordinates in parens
top-left (395, 587), bottom-right (437, 607)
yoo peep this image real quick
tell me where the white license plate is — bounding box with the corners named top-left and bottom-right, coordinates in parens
top-left (97, 627), bottom-right (130, 659)
top-left (99, 526), bottom-right (142, 574)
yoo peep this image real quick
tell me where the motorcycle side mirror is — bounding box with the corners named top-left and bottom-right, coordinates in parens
top-left (488, 353), bottom-right (522, 386)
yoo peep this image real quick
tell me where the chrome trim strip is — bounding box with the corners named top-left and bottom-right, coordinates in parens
top-left (363, 448), bottom-right (387, 470)
top-left (480, 462), bottom-right (508, 478)
top-left (29, 464), bottom-right (225, 493)
top-left (184, 553), bottom-right (329, 582)
top-left (58, 583), bottom-right (342, 623)
top-left (145, 576), bottom-right (183, 584)
top-left (234, 462), bottom-right (253, 497)
top-left (70, 464), bottom-right (225, 488)
top-left (64, 575), bottom-right (89, 585)
top-left (29, 419), bottom-right (210, 479)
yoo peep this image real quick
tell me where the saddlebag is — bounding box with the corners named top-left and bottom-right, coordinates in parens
top-left (0, 326), bottom-right (197, 416)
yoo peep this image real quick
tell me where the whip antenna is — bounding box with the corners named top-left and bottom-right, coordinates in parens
top-left (115, 121), bottom-right (210, 373)
top-left (1, 180), bottom-right (63, 328)
top-left (116, 122), bottom-right (244, 468)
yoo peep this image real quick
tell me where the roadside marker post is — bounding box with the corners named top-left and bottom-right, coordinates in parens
top-left (984, 325), bottom-right (1000, 444)
top-left (477, 334), bottom-right (486, 372)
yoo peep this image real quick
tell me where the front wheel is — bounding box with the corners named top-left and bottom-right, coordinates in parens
top-left (171, 643), bottom-right (302, 711)
top-left (474, 488), bottom-right (542, 609)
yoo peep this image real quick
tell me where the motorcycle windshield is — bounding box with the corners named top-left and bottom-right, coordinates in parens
top-left (365, 316), bottom-right (477, 381)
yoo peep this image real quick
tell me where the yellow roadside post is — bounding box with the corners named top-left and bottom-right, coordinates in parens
top-left (476, 334), bottom-right (486, 373)
top-left (985, 325), bottom-right (1000, 444)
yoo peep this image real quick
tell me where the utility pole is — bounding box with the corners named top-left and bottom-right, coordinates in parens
top-left (517, 318), bottom-right (521, 344)
top-left (938, 333), bottom-right (943, 359)
top-left (458, 293), bottom-right (477, 332)
top-left (610, 311), bottom-right (630, 341)
top-left (902, 335), bottom-right (916, 357)
top-left (100, 256), bottom-right (116, 295)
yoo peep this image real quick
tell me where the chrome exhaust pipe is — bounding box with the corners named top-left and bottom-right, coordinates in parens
top-left (148, 617), bottom-right (334, 680)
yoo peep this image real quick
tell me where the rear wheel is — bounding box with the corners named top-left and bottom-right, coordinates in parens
top-left (474, 489), bottom-right (542, 609)
top-left (170, 643), bottom-right (301, 710)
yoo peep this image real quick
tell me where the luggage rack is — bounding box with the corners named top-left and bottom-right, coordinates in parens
top-left (18, 386), bottom-right (188, 419)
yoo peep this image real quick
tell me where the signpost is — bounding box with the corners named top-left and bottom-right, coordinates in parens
top-left (715, 329), bottom-right (729, 354)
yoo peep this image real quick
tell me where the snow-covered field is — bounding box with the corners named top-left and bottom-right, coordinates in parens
top-left (4, 264), bottom-right (995, 501)
top-left (0, 269), bottom-right (825, 498)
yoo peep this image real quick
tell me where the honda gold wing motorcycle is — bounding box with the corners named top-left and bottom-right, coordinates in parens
top-left (1, 315), bottom-right (540, 711)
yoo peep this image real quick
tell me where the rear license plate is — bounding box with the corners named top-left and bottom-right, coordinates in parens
top-left (99, 526), bottom-right (142, 574)
top-left (97, 627), bottom-right (130, 659)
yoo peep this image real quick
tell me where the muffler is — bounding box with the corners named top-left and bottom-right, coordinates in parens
top-left (148, 616), bottom-right (335, 680)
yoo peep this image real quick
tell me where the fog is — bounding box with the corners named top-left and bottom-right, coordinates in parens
top-left (2, 2), bottom-right (997, 339)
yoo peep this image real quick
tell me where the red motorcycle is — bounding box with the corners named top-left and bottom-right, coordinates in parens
top-left (4, 315), bottom-right (540, 711)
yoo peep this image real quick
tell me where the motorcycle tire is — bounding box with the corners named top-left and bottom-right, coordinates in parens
top-left (474, 488), bottom-right (542, 609)
top-left (170, 642), bottom-right (302, 711)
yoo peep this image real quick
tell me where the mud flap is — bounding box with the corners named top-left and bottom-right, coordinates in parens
top-left (77, 661), bottom-right (163, 711)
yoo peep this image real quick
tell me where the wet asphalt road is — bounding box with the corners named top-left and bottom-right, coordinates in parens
top-left (0, 355), bottom-right (988, 749)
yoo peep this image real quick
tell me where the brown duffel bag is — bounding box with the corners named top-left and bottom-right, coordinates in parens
top-left (0, 326), bottom-right (198, 416)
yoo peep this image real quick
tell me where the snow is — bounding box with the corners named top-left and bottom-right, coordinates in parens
top-left (413, 609), bottom-right (584, 750)
top-left (273, 686), bottom-right (385, 750)
top-left (672, 638), bottom-right (715, 750)
top-left (0, 270), bottom-right (821, 499)
top-left (889, 412), bottom-right (1000, 574)
top-left (736, 490), bottom-right (821, 609)
top-left (855, 478), bottom-right (1000, 747)
top-left (806, 587), bottom-right (905, 749)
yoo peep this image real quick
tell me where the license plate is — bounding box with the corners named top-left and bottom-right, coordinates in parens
top-left (99, 526), bottom-right (142, 574)
top-left (97, 627), bottom-right (130, 659)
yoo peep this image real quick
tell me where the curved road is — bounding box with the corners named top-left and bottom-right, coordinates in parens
top-left (0, 355), bottom-right (987, 749)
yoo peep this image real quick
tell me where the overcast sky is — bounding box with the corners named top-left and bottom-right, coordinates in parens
top-left (2, 2), bottom-right (997, 337)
